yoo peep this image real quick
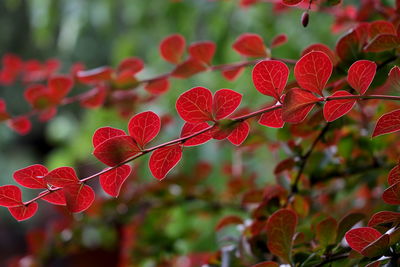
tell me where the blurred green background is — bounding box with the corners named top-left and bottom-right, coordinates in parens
top-left (0, 0), bottom-right (341, 265)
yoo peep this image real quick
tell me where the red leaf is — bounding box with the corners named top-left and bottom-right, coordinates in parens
top-left (282, 0), bottom-right (302, 5)
top-left (222, 66), bottom-right (244, 81)
top-left (0, 185), bottom-right (22, 207)
top-left (336, 28), bottom-right (366, 62)
top-left (294, 51), bottom-right (333, 96)
top-left (188, 41), bottom-right (216, 65)
top-left (347, 60), bottom-right (376, 95)
top-left (92, 127), bottom-right (126, 148)
top-left (259, 107), bottom-right (284, 128)
top-left (13, 164), bottom-right (48, 189)
top-left (369, 21), bottom-right (396, 38)
top-left (8, 202), bottom-right (38, 221)
top-left (159, 34), bottom-right (186, 64)
top-left (38, 107), bottom-right (57, 122)
top-left (215, 215), bottom-right (243, 231)
top-left (0, 98), bottom-right (10, 121)
top-left (128, 111), bottom-right (161, 148)
top-left (251, 262), bottom-right (279, 267)
top-left (266, 209), bottom-right (297, 263)
top-left (45, 167), bottom-right (79, 187)
top-left (252, 60), bottom-right (289, 99)
top-left (77, 67), bottom-right (113, 84)
top-left (149, 144), bottom-right (183, 180)
top-left (176, 87), bottom-right (213, 123)
top-left (8, 116), bottom-right (32, 135)
top-left (232, 33), bottom-right (267, 58)
top-left (227, 121), bottom-right (250, 146)
top-left (63, 183), bottom-right (95, 213)
top-left (388, 165), bottom-right (400, 185)
top-left (213, 89), bottom-right (242, 120)
top-left (282, 88), bottom-right (319, 123)
top-left (324, 91), bottom-right (356, 122)
top-left (271, 34), bottom-right (288, 48)
top-left (117, 57), bottom-right (144, 74)
top-left (364, 34), bottom-right (400, 53)
top-left (345, 227), bottom-right (382, 253)
top-left (48, 75), bottom-right (73, 100)
top-left (41, 190), bottom-right (66, 205)
top-left (388, 66), bottom-right (400, 90)
top-left (361, 234), bottom-right (389, 258)
top-left (180, 122), bottom-right (212, 147)
top-left (100, 165), bottom-right (132, 197)
top-left (372, 109), bottom-right (400, 137)
top-left (302, 43), bottom-right (337, 66)
top-left (80, 86), bottom-right (107, 108)
top-left (171, 58), bottom-right (207, 78)
top-left (24, 84), bottom-right (53, 109)
top-left (382, 181), bottom-right (400, 205)
top-left (368, 211), bottom-right (400, 227)
top-left (93, 135), bottom-right (141, 166)
top-left (145, 78), bottom-right (170, 95)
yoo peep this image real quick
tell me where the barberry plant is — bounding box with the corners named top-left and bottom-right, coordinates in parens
top-left (2, 0), bottom-right (400, 266)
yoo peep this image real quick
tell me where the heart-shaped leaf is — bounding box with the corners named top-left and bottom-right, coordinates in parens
top-left (252, 60), bottom-right (289, 100)
top-left (324, 91), bottom-right (357, 122)
top-left (181, 122), bottom-right (212, 147)
top-left (128, 111), bottom-right (161, 148)
top-left (13, 164), bottom-right (48, 189)
top-left (63, 183), bottom-right (95, 213)
top-left (149, 144), bottom-right (183, 180)
top-left (159, 34), bottom-right (186, 64)
top-left (372, 109), bottom-right (400, 137)
top-left (0, 185), bottom-right (23, 207)
top-left (266, 209), bottom-right (297, 263)
top-left (8, 202), bottom-right (38, 221)
top-left (100, 164), bottom-right (132, 197)
top-left (213, 89), bottom-right (242, 120)
top-left (93, 135), bottom-right (141, 166)
top-left (176, 87), bottom-right (213, 123)
top-left (294, 51), bottom-right (333, 96)
top-left (347, 60), bottom-right (376, 95)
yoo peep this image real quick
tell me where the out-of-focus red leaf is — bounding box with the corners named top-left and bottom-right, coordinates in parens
top-left (266, 209), bottom-right (297, 263)
top-left (382, 181), bottom-right (400, 205)
top-left (93, 135), bottom-right (141, 166)
top-left (7, 116), bottom-right (32, 135)
top-left (13, 164), bottom-right (48, 189)
top-left (364, 34), bottom-right (400, 53)
top-left (188, 41), bottom-right (216, 65)
top-left (145, 78), bottom-right (170, 95)
top-left (77, 67), bottom-right (113, 84)
top-left (372, 109), bottom-right (400, 137)
top-left (176, 87), bottom-right (213, 123)
top-left (259, 107), bottom-right (284, 128)
top-left (251, 262), bottom-right (279, 267)
top-left (63, 183), bottom-right (95, 213)
top-left (347, 60), bottom-right (376, 94)
top-left (171, 58), bottom-right (207, 78)
top-left (324, 91), bottom-right (356, 122)
top-left (232, 33), bottom-right (267, 58)
top-left (38, 107), bottom-right (57, 122)
top-left (221, 66), bottom-right (245, 81)
top-left (302, 43), bottom-right (337, 65)
top-left (0, 99), bottom-right (10, 121)
top-left (282, 88), bottom-right (319, 123)
top-left (294, 51), bottom-right (333, 96)
top-left (369, 21), bottom-right (396, 38)
top-left (368, 211), bottom-right (400, 227)
top-left (128, 111), bottom-right (161, 148)
top-left (180, 122), bottom-right (212, 147)
top-left (100, 164), bottom-right (132, 197)
top-left (282, 0), bottom-right (302, 5)
top-left (252, 60), bottom-right (289, 100)
top-left (48, 75), bottom-right (74, 100)
top-left (45, 167), bottom-right (79, 187)
top-left (388, 165), bottom-right (400, 185)
top-left (215, 215), bottom-right (243, 231)
top-left (336, 27), bottom-right (367, 62)
top-left (117, 57), bottom-right (144, 74)
top-left (227, 121), bottom-right (250, 146)
top-left (160, 34), bottom-right (186, 64)
top-left (213, 89), bottom-right (242, 120)
top-left (8, 202), bottom-right (38, 221)
top-left (345, 227), bottom-right (382, 253)
top-left (271, 34), bottom-right (288, 48)
top-left (80, 86), bottom-right (107, 108)
top-left (149, 144), bottom-right (183, 180)
top-left (0, 185), bottom-right (23, 207)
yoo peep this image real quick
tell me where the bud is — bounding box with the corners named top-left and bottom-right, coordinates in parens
top-left (301, 12), bottom-right (309, 28)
